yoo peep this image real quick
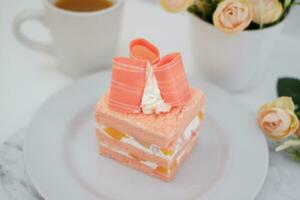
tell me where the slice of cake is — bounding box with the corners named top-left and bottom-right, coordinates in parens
top-left (94, 38), bottom-right (205, 181)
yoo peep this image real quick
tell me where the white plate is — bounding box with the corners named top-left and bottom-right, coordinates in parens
top-left (24, 71), bottom-right (268, 200)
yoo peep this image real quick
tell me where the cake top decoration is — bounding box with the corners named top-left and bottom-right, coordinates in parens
top-left (109, 38), bottom-right (191, 114)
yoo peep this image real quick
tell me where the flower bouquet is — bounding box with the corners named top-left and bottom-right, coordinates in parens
top-left (257, 78), bottom-right (300, 162)
top-left (160, 0), bottom-right (297, 92)
top-left (161, 0), bottom-right (295, 33)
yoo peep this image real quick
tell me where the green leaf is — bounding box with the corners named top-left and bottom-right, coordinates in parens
top-left (284, 0), bottom-right (292, 8)
top-left (277, 78), bottom-right (300, 119)
top-left (286, 147), bottom-right (300, 162)
top-left (187, 0), bottom-right (218, 25)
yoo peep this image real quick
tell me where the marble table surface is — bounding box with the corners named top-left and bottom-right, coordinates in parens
top-left (0, 129), bottom-right (300, 200)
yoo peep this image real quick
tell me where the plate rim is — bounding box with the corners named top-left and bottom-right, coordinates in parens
top-left (23, 71), bottom-right (269, 200)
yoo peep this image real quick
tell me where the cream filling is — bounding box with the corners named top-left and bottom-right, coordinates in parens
top-left (100, 143), bottom-right (159, 169)
top-left (140, 160), bottom-right (158, 169)
top-left (96, 116), bottom-right (199, 160)
top-left (176, 146), bottom-right (186, 164)
top-left (100, 143), bottom-right (132, 158)
top-left (140, 62), bottom-right (171, 115)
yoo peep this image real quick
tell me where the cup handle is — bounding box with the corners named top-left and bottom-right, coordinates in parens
top-left (13, 10), bottom-right (53, 55)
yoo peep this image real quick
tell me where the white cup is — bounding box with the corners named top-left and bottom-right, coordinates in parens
top-left (13, 0), bottom-right (124, 78)
top-left (188, 13), bottom-right (284, 93)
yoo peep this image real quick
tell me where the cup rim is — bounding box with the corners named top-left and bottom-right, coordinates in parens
top-left (44, 0), bottom-right (123, 16)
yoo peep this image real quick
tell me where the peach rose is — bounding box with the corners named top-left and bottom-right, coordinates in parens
top-left (251, 0), bottom-right (283, 25)
top-left (213, 0), bottom-right (253, 33)
top-left (257, 97), bottom-right (299, 140)
top-left (160, 0), bottom-right (194, 13)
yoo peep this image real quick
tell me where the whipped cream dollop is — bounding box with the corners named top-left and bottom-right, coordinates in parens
top-left (141, 62), bottom-right (171, 114)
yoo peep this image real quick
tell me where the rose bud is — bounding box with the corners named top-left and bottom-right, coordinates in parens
top-left (251, 0), bottom-right (283, 25)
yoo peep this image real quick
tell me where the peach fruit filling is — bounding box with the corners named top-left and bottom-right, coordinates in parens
top-left (101, 112), bottom-right (202, 159)
top-left (154, 162), bottom-right (177, 175)
top-left (104, 127), bottom-right (128, 141)
top-left (103, 127), bottom-right (175, 156)
top-left (198, 111), bottom-right (204, 121)
top-left (160, 148), bottom-right (174, 156)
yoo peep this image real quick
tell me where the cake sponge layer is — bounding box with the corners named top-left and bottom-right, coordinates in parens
top-left (96, 123), bottom-right (200, 168)
top-left (95, 88), bottom-right (204, 148)
top-left (99, 136), bottom-right (197, 182)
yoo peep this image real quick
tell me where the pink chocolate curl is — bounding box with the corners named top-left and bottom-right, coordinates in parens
top-left (155, 53), bottom-right (191, 106)
top-left (108, 38), bottom-right (191, 113)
